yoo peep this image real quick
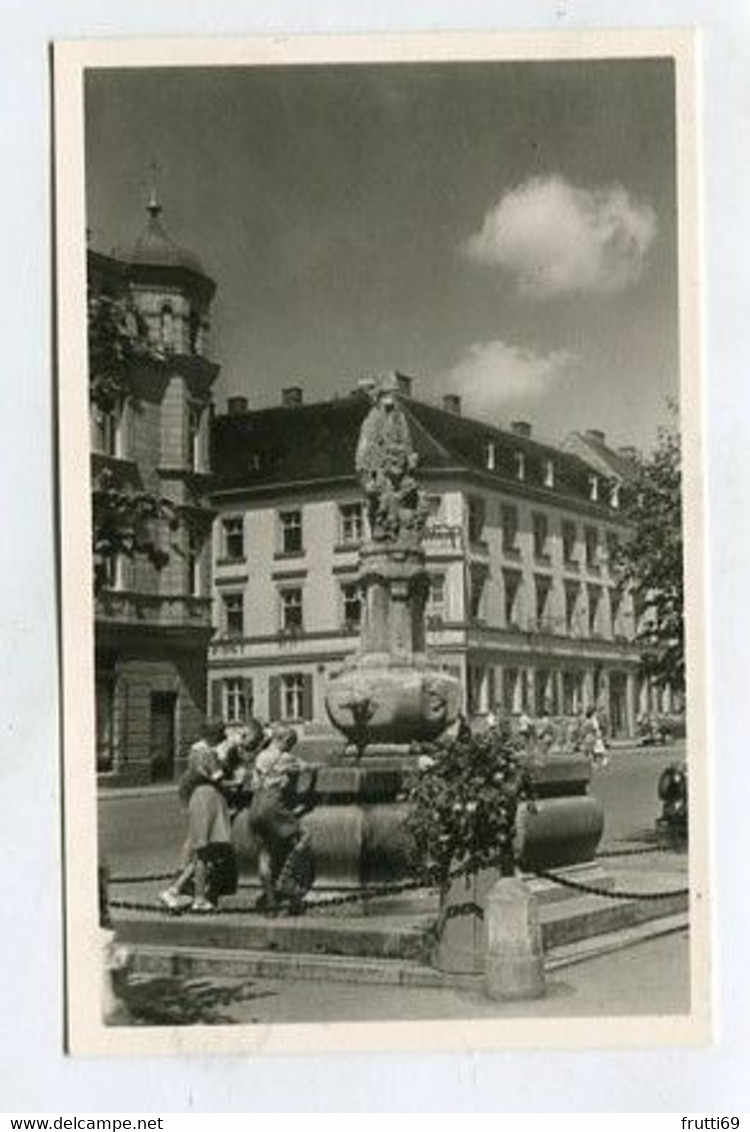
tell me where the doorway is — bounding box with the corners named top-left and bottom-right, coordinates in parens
top-left (150, 692), bottom-right (177, 782)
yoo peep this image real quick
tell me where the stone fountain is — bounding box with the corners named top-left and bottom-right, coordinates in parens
top-left (240, 371), bottom-right (603, 892)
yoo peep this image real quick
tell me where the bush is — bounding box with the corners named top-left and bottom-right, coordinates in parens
top-left (406, 718), bottom-right (534, 892)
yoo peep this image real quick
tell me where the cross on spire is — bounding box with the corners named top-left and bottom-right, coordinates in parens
top-left (147, 160), bottom-right (163, 218)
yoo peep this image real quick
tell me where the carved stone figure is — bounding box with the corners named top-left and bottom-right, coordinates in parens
top-left (355, 373), bottom-right (429, 545)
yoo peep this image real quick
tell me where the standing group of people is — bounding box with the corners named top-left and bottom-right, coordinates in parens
top-left (159, 716), bottom-right (316, 917)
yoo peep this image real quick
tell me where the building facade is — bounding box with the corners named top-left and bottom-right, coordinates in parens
top-left (208, 380), bottom-right (647, 738)
top-left (91, 197), bottom-right (219, 785)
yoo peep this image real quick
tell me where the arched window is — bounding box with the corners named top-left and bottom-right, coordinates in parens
top-left (160, 304), bottom-right (174, 350)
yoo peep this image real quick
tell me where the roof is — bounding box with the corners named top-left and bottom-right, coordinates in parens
top-left (211, 390), bottom-right (628, 516)
top-left (562, 431), bottom-right (640, 484)
top-left (129, 200), bottom-right (208, 279)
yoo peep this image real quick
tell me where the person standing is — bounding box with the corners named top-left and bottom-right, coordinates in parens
top-left (160, 719), bottom-right (237, 913)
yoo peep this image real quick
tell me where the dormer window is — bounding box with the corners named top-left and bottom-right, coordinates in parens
top-left (485, 442), bottom-right (496, 470)
top-left (514, 451), bottom-right (526, 481)
top-left (544, 459), bottom-right (555, 488)
top-left (588, 473), bottom-right (599, 502)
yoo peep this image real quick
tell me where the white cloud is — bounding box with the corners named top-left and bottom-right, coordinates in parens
top-left (440, 340), bottom-right (578, 414)
top-left (464, 175), bottom-right (656, 298)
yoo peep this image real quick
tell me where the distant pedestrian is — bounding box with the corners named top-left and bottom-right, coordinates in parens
top-left (583, 706), bottom-right (609, 768)
top-left (247, 725), bottom-right (315, 916)
top-left (160, 719), bottom-right (238, 913)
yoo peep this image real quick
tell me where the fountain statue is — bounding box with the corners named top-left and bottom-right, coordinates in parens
top-left (325, 372), bottom-right (461, 749)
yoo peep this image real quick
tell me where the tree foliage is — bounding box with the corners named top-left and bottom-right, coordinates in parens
top-left (88, 284), bottom-right (176, 594)
top-left (617, 412), bottom-right (685, 692)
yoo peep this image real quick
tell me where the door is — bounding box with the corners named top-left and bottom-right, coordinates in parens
top-left (609, 673), bottom-right (626, 738)
top-left (150, 692), bottom-right (177, 782)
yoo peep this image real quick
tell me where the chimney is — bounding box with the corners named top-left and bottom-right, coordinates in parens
top-left (281, 386), bottom-right (303, 407)
top-left (511, 420), bottom-right (532, 438)
top-left (395, 372), bottom-right (413, 399)
top-left (618, 445), bottom-right (637, 460)
top-left (443, 393), bottom-right (462, 415)
top-left (585, 428), bottom-right (606, 445)
top-left (227, 395), bottom-right (248, 415)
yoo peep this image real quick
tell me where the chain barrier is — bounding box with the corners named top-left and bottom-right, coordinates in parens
top-left (107, 842), bottom-right (687, 916)
top-left (530, 867), bottom-right (688, 902)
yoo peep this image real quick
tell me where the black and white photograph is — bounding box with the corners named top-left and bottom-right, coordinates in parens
top-left (53, 30), bottom-right (708, 1054)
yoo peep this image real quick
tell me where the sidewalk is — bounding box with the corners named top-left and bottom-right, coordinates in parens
top-left (117, 927), bottom-right (690, 1026)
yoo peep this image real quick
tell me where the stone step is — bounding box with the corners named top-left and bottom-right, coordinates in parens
top-left (125, 910), bottom-right (689, 989)
top-left (115, 910), bottom-right (434, 962)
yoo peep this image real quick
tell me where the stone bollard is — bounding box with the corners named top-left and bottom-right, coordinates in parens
top-left (483, 876), bottom-right (546, 1000)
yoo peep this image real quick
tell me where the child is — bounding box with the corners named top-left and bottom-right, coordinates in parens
top-left (160, 720), bottom-right (237, 913)
top-left (247, 725), bottom-right (315, 916)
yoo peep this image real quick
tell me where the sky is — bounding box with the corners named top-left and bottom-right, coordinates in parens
top-left (85, 59), bottom-right (679, 450)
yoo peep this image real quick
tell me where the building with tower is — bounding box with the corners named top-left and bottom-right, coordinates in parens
top-left (90, 193), bottom-right (219, 785)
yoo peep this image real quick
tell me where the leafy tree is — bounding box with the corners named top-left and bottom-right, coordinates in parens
top-left (88, 284), bottom-right (177, 594)
top-left (616, 411), bottom-right (685, 693)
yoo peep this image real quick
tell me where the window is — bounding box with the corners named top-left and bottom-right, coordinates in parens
top-left (610, 586), bottom-right (623, 636)
top-left (565, 582), bottom-right (580, 634)
top-left (606, 530), bottom-right (621, 576)
top-left (544, 458), bottom-right (555, 488)
top-left (514, 451), bottom-right (526, 481)
top-left (339, 502), bottom-right (363, 545)
top-left (563, 671), bottom-right (583, 715)
top-left (272, 673), bottom-right (314, 722)
top-left (503, 569), bottom-right (522, 628)
top-left (160, 304), bottom-right (175, 351)
top-left (92, 402), bottom-right (124, 458)
top-left (503, 668), bottom-right (519, 713)
top-left (585, 526), bottom-right (600, 571)
top-left (562, 520), bottom-right (578, 566)
top-left (100, 553), bottom-right (124, 592)
top-left (426, 495), bottom-right (443, 522)
top-left (224, 678), bottom-right (250, 724)
top-left (485, 442), bottom-right (496, 470)
top-left (95, 676), bottom-right (116, 773)
top-left (468, 565), bottom-right (487, 622)
top-left (427, 574), bottom-right (446, 621)
top-left (280, 586), bottom-right (303, 632)
top-left (341, 582), bottom-right (362, 630)
top-left (279, 509), bottom-right (303, 555)
top-left (188, 404), bottom-right (202, 471)
top-left (501, 505), bottom-right (519, 555)
top-left (609, 481), bottom-right (621, 509)
top-left (532, 512), bottom-right (550, 560)
top-left (222, 592), bottom-right (244, 637)
top-left (588, 473), bottom-right (599, 502)
top-left (467, 495), bottom-right (486, 543)
top-left (588, 586), bottom-right (601, 636)
top-left (222, 516), bottom-right (245, 561)
top-left (187, 533), bottom-right (202, 597)
top-left (535, 575), bottom-right (552, 629)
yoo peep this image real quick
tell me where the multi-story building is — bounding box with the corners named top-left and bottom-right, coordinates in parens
top-left (208, 377), bottom-right (645, 738)
top-left (91, 195), bottom-right (219, 785)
